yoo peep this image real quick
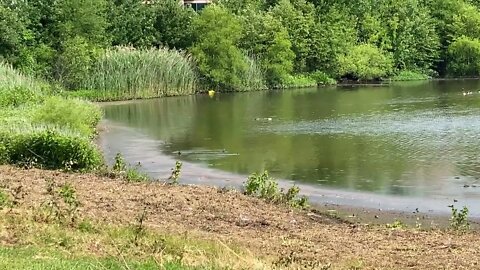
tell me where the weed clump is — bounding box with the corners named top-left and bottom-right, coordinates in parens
top-left (38, 179), bottom-right (81, 226)
top-left (244, 171), bottom-right (308, 209)
top-left (168, 161), bottom-right (182, 184)
top-left (449, 205), bottom-right (469, 232)
top-left (111, 152), bottom-right (150, 182)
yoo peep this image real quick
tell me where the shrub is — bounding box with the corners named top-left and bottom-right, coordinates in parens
top-left (282, 74), bottom-right (317, 88)
top-left (449, 205), bottom-right (470, 231)
top-left (0, 129), bottom-right (102, 171)
top-left (390, 70), bottom-right (430, 81)
top-left (30, 96), bottom-right (102, 137)
top-left (337, 44), bottom-right (393, 81)
top-left (447, 36), bottom-right (480, 77)
top-left (309, 71), bottom-right (337, 85)
top-left (111, 153), bottom-right (150, 182)
top-left (244, 171), bottom-right (308, 208)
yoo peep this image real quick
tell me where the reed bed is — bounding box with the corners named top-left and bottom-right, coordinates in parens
top-left (81, 47), bottom-right (197, 100)
top-left (0, 62), bottom-right (47, 107)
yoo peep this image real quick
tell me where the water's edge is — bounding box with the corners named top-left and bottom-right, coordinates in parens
top-left (98, 119), bottom-right (476, 221)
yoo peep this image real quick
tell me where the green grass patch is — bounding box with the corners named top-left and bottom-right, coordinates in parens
top-left (0, 247), bottom-right (195, 270)
top-left (0, 62), bottom-right (103, 171)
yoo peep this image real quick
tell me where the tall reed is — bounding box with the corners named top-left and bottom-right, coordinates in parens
top-left (0, 62), bottom-right (46, 107)
top-left (82, 47), bottom-right (197, 100)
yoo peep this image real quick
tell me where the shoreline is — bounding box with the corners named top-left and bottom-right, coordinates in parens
top-left (98, 120), bottom-right (480, 226)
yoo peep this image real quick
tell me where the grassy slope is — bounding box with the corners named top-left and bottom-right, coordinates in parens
top-left (1, 166), bottom-right (480, 269)
top-left (0, 247), bottom-right (192, 270)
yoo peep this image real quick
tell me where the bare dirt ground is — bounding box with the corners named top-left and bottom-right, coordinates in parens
top-left (1, 165), bottom-right (479, 269)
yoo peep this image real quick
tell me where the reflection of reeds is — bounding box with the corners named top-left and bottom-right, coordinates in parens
top-left (82, 47), bottom-right (197, 100)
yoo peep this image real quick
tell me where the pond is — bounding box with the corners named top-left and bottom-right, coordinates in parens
top-left (100, 80), bottom-right (480, 215)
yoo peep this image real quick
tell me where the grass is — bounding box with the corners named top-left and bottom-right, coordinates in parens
top-left (72, 47), bottom-right (197, 101)
top-left (0, 62), bottom-right (103, 171)
top-left (389, 70), bottom-right (430, 81)
top-left (0, 208), bottom-right (257, 270)
top-left (0, 246), bottom-right (196, 270)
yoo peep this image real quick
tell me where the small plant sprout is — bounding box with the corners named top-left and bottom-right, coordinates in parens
top-left (168, 161), bottom-right (182, 184)
top-left (449, 204), bottom-right (470, 232)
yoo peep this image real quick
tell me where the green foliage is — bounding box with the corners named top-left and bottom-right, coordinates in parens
top-left (111, 153), bottom-right (149, 182)
top-left (0, 62), bottom-right (46, 107)
top-left (0, 129), bottom-right (102, 171)
top-left (270, 0), bottom-right (316, 72)
top-left (168, 161), bottom-right (183, 184)
top-left (309, 71), bottom-right (337, 85)
top-left (239, 11), bottom-right (295, 87)
top-left (81, 47), bottom-right (196, 100)
top-left (190, 5), bottom-right (248, 91)
top-left (39, 179), bottom-right (80, 225)
top-left (386, 220), bottom-right (407, 229)
top-left (390, 70), bottom-right (431, 81)
top-left (449, 205), bottom-right (470, 231)
top-left (0, 189), bottom-right (11, 209)
top-left (447, 36), bottom-right (480, 76)
top-left (108, 0), bottom-right (157, 48)
top-left (282, 74), bottom-right (317, 88)
top-left (337, 44), bottom-right (394, 80)
top-left (56, 36), bottom-right (101, 90)
top-left (244, 171), bottom-right (308, 208)
top-left (307, 6), bottom-right (357, 76)
top-left (152, 0), bottom-right (196, 49)
top-left (0, 5), bottom-right (27, 66)
top-left (31, 97), bottom-right (102, 138)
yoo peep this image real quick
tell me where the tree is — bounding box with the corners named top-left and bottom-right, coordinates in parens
top-left (0, 5), bottom-right (27, 65)
top-left (447, 36), bottom-right (480, 76)
top-left (270, 0), bottom-right (316, 72)
top-left (307, 5), bottom-right (357, 75)
top-left (190, 5), bottom-right (247, 90)
top-left (107, 0), bottom-right (157, 48)
top-left (337, 44), bottom-right (393, 80)
top-left (152, 0), bottom-right (196, 49)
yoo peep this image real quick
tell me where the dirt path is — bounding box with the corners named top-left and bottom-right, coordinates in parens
top-left (1, 165), bottom-right (479, 269)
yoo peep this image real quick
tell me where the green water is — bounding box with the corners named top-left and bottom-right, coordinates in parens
top-left (102, 80), bottom-right (480, 199)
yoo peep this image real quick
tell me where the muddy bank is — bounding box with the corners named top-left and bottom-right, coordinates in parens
top-left (1, 166), bottom-right (480, 269)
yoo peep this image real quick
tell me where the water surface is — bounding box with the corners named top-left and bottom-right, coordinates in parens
top-left (100, 80), bottom-right (480, 215)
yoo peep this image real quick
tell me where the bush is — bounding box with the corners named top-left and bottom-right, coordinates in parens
top-left (447, 36), bottom-right (480, 77)
top-left (282, 74), bottom-right (317, 88)
top-left (337, 44), bottom-right (393, 81)
top-left (244, 171), bottom-right (308, 208)
top-left (309, 71), bottom-right (337, 85)
top-left (0, 129), bottom-right (102, 171)
top-left (31, 97), bottom-right (102, 137)
top-left (390, 70), bottom-right (431, 81)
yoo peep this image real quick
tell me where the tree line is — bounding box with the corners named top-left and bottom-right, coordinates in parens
top-left (2, 0), bottom-right (480, 92)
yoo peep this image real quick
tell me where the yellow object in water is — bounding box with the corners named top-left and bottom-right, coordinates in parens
top-left (208, 90), bottom-right (215, 97)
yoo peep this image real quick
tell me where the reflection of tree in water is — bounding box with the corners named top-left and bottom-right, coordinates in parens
top-left (103, 80), bottom-right (480, 197)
